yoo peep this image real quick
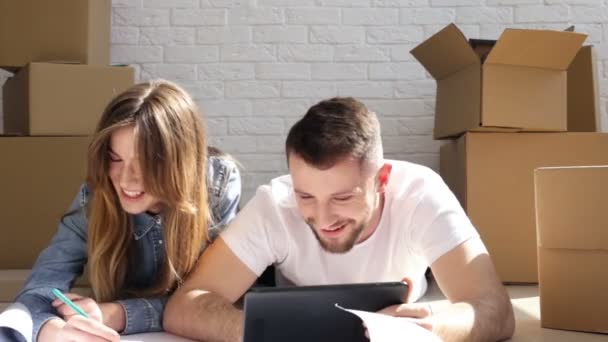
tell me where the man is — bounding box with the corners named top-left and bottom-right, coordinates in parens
top-left (164, 97), bottom-right (515, 342)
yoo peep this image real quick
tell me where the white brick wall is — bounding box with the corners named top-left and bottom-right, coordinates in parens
top-left (1, 0), bottom-right (608, 201)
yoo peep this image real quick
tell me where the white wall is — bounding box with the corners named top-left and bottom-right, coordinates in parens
top-left (2, 0), bottom-right (608, 201)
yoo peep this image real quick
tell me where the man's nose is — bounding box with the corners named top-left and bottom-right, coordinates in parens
top-left (315, 204), bottom-right (335, 229)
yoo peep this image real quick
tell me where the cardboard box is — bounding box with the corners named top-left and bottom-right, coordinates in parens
top-left (0, 270), bottom-right (90, 301)
top-left (0, 0), bottom-right (110, 68)
top-left (440, 132), bottom-right (608, 283)
top-left (0, 137), bottom-right (88, 269)
top-left (411, 24), bottom-right (587, 139)
top-left (3, 63), bottom-right (134, 136)
top-left (535, 166), bottom-right (608, 333)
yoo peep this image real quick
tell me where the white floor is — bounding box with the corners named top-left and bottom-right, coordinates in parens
top-left (2, 281), bottom-right (607, 341)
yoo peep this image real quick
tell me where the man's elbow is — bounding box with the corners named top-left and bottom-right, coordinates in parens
top-left (495, 291), bottom-right (515, 341)
top-left (163, 290), bottom-right (188, 335)
top-left (499, 298), bottom-right (515, 341)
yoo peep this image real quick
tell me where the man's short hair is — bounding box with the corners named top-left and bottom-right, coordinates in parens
top-left (285, 97), bottom-right (383, 169)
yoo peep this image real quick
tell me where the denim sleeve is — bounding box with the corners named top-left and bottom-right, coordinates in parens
top-left (115, 296), bottom-right (167, 335)
top-left (14, 185), bottom-right (89, 341)
top-left (209, 159), bottom-right (242, 238)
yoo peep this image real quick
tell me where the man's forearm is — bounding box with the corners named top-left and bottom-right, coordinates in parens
top-left (164, 290), bottom-right (243, 342)
top-left (431, 296), bottom-right (514, 342)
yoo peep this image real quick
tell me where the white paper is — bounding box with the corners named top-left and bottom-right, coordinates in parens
top-left (335, 304), bottom-right (442, 342)
top-left (121, 332), bottom-right (196, 342)
top-left (0, 302), bottom-right (32, 342)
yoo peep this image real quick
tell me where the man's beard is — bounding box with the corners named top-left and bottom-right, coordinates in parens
top-left (306, 219), bottom-right (367, 254)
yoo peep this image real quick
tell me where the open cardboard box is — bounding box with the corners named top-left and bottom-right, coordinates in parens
top-left (411, 24), bottom-right (588, 139)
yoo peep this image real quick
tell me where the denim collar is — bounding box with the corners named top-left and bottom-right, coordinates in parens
top-left (131, 212), bottom-right (161, 240)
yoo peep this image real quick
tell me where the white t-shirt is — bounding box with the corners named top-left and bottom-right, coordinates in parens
top-left (221, 160), bottom-right (478, 301)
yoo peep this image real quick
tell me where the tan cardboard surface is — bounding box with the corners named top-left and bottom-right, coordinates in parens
top-left (482, 64), bottom-right (567, 130)
top-left (568, 46), bottom-right (599, 132)
top-left (0, 0), bottom-right (110, 68)
top-left (535, 166), bottom-right (608, 333)
top-left (440, 133), bottom-right (608, 283)
top-left (486, 29), bottom-right (586, 70)
top-left (3, 63), bottom-right (134, 136)
top-left (0, 137), bottom-right (89, 269)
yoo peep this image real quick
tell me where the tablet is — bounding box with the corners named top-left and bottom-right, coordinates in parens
top-left (243, 282), bottom-right (408, 342)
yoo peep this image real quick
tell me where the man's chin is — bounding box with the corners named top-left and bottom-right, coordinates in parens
top-left (319, 239), bottom-right (355, 254)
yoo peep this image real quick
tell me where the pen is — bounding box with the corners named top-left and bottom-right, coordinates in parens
top-left (51, 288), bottom-right (89, 319)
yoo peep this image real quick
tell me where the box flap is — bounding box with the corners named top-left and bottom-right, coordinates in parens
top-left (568, 46), bottom-right (599, 132)
top-left (486, 29), bottom-right (587, 70)
top-left (469, 39), bottom-right (496, 63)
top-left (535, 166), bottom-right (608, 251)
top-left (2, 65), bottom-right (30, 135)
top-left (410, 23), bottom-right (479, 80)
top-left (434, 63), bottom-right (481, 139)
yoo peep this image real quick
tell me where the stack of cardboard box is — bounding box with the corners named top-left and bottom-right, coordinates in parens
top-left (534, 166), bottom-right (608, 333)
top-left (0, 0), bottom-right (135, 300)
top-left (412, 24), bottom-right (608, 333)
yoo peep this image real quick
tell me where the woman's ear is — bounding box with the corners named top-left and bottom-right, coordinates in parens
top-left (377, 163), bottom-right (392, 193)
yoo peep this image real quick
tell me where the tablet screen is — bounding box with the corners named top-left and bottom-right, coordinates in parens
top-left (243, 282), bottom-right (408, 342)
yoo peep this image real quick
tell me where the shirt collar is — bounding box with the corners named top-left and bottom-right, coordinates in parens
top-left (131, 212), bottom-right (161, 240)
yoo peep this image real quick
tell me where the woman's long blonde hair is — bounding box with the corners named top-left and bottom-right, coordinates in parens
top-left (86, 80), bottom-right (210, 302)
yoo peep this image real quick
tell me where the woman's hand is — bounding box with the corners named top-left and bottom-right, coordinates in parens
top-left (38, 316), bottom-right (120, 342)
top-left (52, 293), bottom-right (126, 332)
top-left (52, 293), bottom-right (103, 322)
top-left (55, 316), bottom-right (121, 342)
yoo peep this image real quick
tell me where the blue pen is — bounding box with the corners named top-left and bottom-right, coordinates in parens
top-left (51, 288), bottom-right (89, 319)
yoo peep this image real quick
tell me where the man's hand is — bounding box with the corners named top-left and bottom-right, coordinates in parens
top-left (380, 276), bottom-right (433, 330)
top-left (378, 302), bottom-right (434, 331)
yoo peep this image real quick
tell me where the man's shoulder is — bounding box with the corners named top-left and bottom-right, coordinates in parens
top-left (253, 174), bottom-right (297, 209)
top-left (388, 159), bottom-right (443, 189)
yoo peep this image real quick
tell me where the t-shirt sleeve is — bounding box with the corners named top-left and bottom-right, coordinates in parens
top-left (408, 172), bottom-right (479, 266)
top-left (220, 185), bottom-right (289, 276)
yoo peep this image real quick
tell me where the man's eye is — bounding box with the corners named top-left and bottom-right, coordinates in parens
top-left (298, 194), bottom-right (312, 200)
top-left (334, 196), bottom-right (353, 201)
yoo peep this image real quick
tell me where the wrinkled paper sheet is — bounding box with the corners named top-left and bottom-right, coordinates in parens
top-left (335, 304), bottom-right (443, 342)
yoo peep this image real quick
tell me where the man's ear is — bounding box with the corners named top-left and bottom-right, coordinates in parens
top-left (377, 163), bottom-right (392, 192)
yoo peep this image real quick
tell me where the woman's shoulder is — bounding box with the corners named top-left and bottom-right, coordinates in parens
top-left (207, 152), bottom-right (239, 177)
top-left (207, 148), bottom-right (240, 197)
top-left (73, 183), bottom-right (92, 209)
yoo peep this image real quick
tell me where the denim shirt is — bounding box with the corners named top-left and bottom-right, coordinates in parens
top-left (13, 156), bottom-right (241, 341)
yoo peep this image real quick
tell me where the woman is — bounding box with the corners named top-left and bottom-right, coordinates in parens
top-left (14, 80), bottom-right (241, 341)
